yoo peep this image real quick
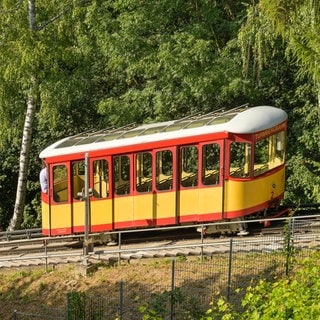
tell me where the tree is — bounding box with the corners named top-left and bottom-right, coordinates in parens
top-left (0, 0), bottom-right (102, 230)
top-left (0, 0), bottom-right (38, 230)
top-left (258, 0), bottom-right (320, 203)
top-left (89, 0), bottom-right (251, 125)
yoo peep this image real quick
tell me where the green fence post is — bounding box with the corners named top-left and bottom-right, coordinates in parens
top-left (66, 293), bottom-right (69, 320)
top-left (227, 238), bottom-right (233, 302)
top-left (119, 281), bottom-right (123, 320)
top-left (170, 258), bottom-right (175, 320)
top-left (285, 217), bottom-right (294, 276)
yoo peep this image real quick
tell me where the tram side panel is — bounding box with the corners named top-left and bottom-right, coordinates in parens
top-left (90, 198), bottom-right (113, 232)
top-left (223, 167), bottom-right (285, 218)
top-left (196, 187), bottom-right (223, 221)
top-left (132, 192), bottom-right (155, 227)
top-left (178, 188), bottom-right (199, 222)
top-left (41, 193), bottom-right (50, 236)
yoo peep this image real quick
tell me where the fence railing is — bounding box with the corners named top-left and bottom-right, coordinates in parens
top-left (12, 216), bottom-right (320, 319)
top-left (3, 214), bottom-right (319, 268)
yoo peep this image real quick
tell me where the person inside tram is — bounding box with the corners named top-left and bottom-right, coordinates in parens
top-left (40, 160), bottom-right (48, 194)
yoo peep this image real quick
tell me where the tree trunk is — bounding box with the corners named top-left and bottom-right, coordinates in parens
top-left (28, 0), bottom-right (37, 30)
top-left (8, 84), bottom-right (36, 231)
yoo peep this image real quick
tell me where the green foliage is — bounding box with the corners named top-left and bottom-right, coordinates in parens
top-left (237, 3), bottom-right (278, 84)
top-left (240, 252), bottom-right (320, 319)
top-left (0, 0), bottom-right (107, 227)
top-left (259, 0), bottom-right (320, 86)
top-left (91, 0), bottom-right (249, 124)
top-left (0, 135), bottom-right (20, 229)
top-left (200, 299), bottom-right (238, 320)
top-left (285, 84), bottom-right (320, 204)
top-left (67, 291), bottom-right (107, 320)
top-left (201, 252), bottom-right (320, 319)
top-left (138, 287), bottom-right (205, 320)
top-left (68, 291), bottom-right (87, 320)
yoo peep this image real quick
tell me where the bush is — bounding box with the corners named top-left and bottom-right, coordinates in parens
top-left (204, 251), bottom-right (320, 319)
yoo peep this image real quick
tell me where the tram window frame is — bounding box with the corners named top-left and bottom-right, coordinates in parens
top-left (72, 161), bottom-right (85, 200)
top-left (180, 145), bottom-right (198, 188)
top-left (113, 155), bottom-right (131, 196)
top-left (52, 164), bottom-right (68, 203)
top-left (274, 131), bottom-right (286, 163)
top-left (93, 159), bottom-right (109, 198)
top-left (229, 142), bottom-right (251, 178)
top-left (202, 143), bottom-right (220, 186)
top-left (156, 149), bottom-right (173, 191)
top-left (136, 152), bottom-right (152, 193)
top-left (254, 130), bottom-right (286, 176)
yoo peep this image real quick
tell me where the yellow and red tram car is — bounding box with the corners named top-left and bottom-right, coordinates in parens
top-left (39, 105), bottom-right (287, 236)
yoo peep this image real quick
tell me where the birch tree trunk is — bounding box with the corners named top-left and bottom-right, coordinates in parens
top-left (8, 84), bottom-right (36, 231)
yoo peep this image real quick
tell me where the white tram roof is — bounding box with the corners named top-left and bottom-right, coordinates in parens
top-left (40, 105), bottom-right (287, 159)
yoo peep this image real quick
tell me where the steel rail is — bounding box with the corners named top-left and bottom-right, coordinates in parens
top-left (0, 210), bottom-right (319, 256)
top-left (0, 211), bottom-right (319, 244)
top-left (0, 204), bottom-right (319, 243)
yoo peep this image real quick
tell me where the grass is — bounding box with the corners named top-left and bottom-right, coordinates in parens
top-left (0, 250), bottom-right (294, 319)
top-left (0, 259), bottom-right (177, 320)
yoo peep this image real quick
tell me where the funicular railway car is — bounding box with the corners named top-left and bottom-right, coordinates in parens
top-left (39, 105), bottom-right (287, 237)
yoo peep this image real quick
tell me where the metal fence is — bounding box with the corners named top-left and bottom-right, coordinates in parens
top-left (12, 217), bottom-right (320, 319)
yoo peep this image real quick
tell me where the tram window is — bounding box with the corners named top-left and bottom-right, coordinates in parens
top-left (93, 159), bottom-right (109, 198)
top-left (156, 150), bottom-right (173, 191)
top-left (202, 143), bottom-right (220, 185)
top-left (254, 131), bottom-right (285, 176)
top-left (53, 165), bottom-right (68, 202)
top-left (136, 152), bottom-right (152, 193)
top-left (72, 161), bottom-right (85, 199)
top-left (113, 155), bottom-right (130, 195)
top-left (229, 142), bottom-right (251, 178)
top-left (181, 146), bottom-right (198, 188)
top-left (254, 138), bottom-right (269, 176)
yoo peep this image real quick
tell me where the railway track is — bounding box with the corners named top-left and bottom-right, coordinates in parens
top-left (0, 205), bottom-right (320, 269)
top-left (1, 227), bottom-right (320, 269)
